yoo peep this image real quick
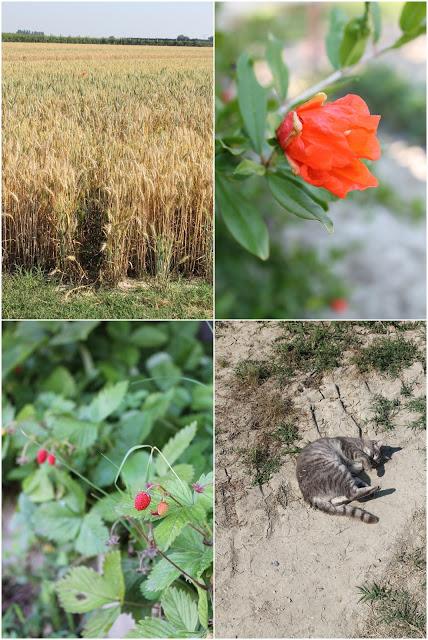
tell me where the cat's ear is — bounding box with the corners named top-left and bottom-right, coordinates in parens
top-left (376, 440), bottom-right (384, 448)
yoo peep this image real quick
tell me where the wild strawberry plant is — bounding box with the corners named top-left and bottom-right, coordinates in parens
top-left (2, 320), bottom-right (213, 638)
top-left (216, 1), bottom-right (426, 260)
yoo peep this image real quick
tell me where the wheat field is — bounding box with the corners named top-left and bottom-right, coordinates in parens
top-left (2, 43), bottom-right (213, 284)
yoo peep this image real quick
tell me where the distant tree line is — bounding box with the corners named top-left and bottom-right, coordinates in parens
top-left (3, 32), bottom-right (213, 46)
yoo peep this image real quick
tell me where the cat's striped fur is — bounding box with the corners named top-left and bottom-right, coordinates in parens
top-left (296, 437), bottom-right (383, 524)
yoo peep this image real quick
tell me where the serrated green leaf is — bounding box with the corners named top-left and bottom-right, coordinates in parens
top-left (167, 464), bottom-right (195, 484)
top-left (51, 416), bottom-right (98, 449)
top-left (56, 551), bottom-right (124, 613)
top-left (325, 7), bottom-right (348, 69)
top-left (156, 422), bottom-right (197, 476)
top-left (146, 352), bottom-right (181, 391)
top-left (153, 504), bottom-right (205, 551)
top-left (266, 34), bottom-right (289, 101)
top-left (82, 606), bottom-right (121, 638)
top-left (87, 381), bottom-right (128, 423)
top-left (234, 158), bottom-right (265, 177)
top-left (55, 469), bottom-right (86, 513)
top-left (92, 492), bottom-right (124, 522)
top-left (161, 587), bottom-right (198, 632)
top-left (268, 172), bottom-right (334, 232)
top-left (216, 175), bottom-right (269, 260)
top-left (193, 472), bottom-right (213, 512)
top-left (33, 502), bottom-right (82, 543)
top-left (142, 548), bottom-right (212, 598)
top-left (163, 477), bottom-right (194, 506)
top-left (41, 366), bottom-right (76, 398)
top-left (197, 587), bottom-right (208, 629)
top-left (236, 52), bottom-right (267, 154)
top-left (22, 466), bottom-right (55, 503)
top-left (75, 512), bottom-right (109, 556)
top-left (103, 549), bottom-right (126, 602)
top-left (126, 619), bottom-right (179, 638)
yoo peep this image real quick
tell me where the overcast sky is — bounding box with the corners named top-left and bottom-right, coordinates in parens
top-left (2, 2), bottom-right (213, 39)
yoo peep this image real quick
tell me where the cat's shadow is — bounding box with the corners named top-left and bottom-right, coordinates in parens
top-left (357, 445), bottom-right (402, 502)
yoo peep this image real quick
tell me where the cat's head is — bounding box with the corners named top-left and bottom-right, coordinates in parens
top-left (363, 439), bottom-right (383, 465)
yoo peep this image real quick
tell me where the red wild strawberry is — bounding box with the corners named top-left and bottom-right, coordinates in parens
top-left (330, 298), bottom-right (348, 313)
top-left (47, 453), bottom-right (56, 466)
top-left (134, 492), bottom-right (151, 511)
top-left (37, 449), bottom-right (48, 464)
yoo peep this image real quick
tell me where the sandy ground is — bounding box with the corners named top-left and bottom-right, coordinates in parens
top-left (215, 321), bottom-right (426, 638)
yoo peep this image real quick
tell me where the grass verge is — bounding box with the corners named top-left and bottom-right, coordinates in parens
top-left (3, 271), bottom-right (212, 319)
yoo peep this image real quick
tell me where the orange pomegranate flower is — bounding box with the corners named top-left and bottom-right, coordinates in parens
top-left (276, 93), bottom-right (381, 198)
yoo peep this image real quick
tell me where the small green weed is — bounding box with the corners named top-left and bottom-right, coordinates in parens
top-left (353, 336), bottom-right (419, 377)
top-left (273, 422), bottom-right (302, 453)
top-left (371, 395), bottom-right (401, 432)
top-left (406, 396), bottom-right (426, 431)
top-left (247, 446), bottom-right (282, 486)
top-left (357, 583), bottom-right (425, 638)
top-left (275, 323), bottom-right (356, 378)
top-left (234, 359), bottom-right (272, 385)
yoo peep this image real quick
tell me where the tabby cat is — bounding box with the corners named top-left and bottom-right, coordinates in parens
top-left (296, 437), bottom-right (383, 524)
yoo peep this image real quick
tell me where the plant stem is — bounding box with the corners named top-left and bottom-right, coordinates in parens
top-left (280, 44), bottom-right (392, 115)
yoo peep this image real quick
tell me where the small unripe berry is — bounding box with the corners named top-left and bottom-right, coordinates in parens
top-left (47, 453), bottom-right (56, 466)
top-left (157, 501), bottom-right (168, 516)
top-left (37, 449), bottom-right (48, 464)
top-left (134, 492), bottom-right (151, 511)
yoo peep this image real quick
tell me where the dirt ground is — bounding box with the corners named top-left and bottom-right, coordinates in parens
top-left (214, 321), bottom-right (426, 638)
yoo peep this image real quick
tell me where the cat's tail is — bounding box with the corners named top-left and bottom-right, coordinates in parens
top-left (312, 498), bottom-right (379, 524)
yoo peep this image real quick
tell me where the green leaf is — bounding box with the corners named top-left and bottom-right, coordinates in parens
top-left (266, 34), bottom-right (289, 101)
top-left (50, 321), bottom-right (99, 345)
top-left (87, 381), bottom-right (128, 422)
top-left (82, 605), bottom-right (121, 638)
top-left (146, 352), bottom-right (181, 391)
top-left (217, 135), bottom-right (249, 156)
top-left (56, 550), bottom-right (124, 613)
top-left (142, 549), bottom-right (211, 598)
top-left (154, 510), bottom-right (190, 551)
top-left (339, 17), bottom-right (370, 66)
top-left (75, 512), bottom-right (109, 556)
top-left (163, 477), bottom-right (195, 507)
top-left (268, 171), bottom-right (334, 232)
top-left (193, 472), bottom-right (213, 512)
top-left (326, 7), bottom-right (348, 69)
top-left (236, 52), bottom-right (267, 154)
top-left (197, 587), bottom-right (208, 629)
top-left (131, 325), bottom-right (168, 348)
top-left (161, 587), bottom-right (198, 632)
top-left (400, 2), bottom-right (426, 32)
top-left (121, 450), bottom-right (151, 493)
top-left (51, 416), bottom-right (98, 449)
top-left (156, 422), bottom-right (197, 476)
top-left (369, 2), bottom-right (382, 43)
top-left (22, 467), bottom-right (55, 503)
top-left (216, 175), bottom-right (269, 260)
top-left (91, 492), bottom-right (124, 522)
top-left (41, 366), bottom-right (76, 398)
top-left (191, 384), bottom-right (212, 411)
top-left (33, 502), bottom-right (82, 542)
top-left (126, 619), bottom-right (180, 638)
top-left (55, 469), bottom-right (86, 513)
top-left (234, 158), bottom-right (265, 177)
top-left (393, 23), bottom-right (426, 47)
